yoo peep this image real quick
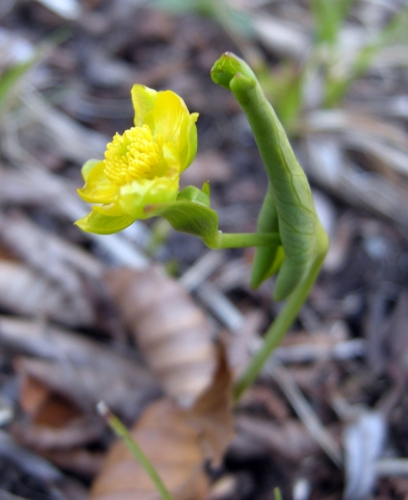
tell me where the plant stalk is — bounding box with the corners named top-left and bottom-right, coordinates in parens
top-left (216, 232), bottom-right (280, 249)
top-left (233, 227), bottom-right (328, 402)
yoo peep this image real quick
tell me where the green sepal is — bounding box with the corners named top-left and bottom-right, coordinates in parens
top-left (202, 181), bottom-right (210, 198)
top-left (177, 185), bottom-right (211, 207)
top-left (144, 186), bottom-right (219, 248)
top-left (74, 209), bottom-right (135, 235)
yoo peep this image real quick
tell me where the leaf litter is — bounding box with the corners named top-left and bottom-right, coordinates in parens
top-left (0, 1), bottom-right (407, 499)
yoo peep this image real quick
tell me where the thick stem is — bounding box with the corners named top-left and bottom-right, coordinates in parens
top-left (233, 229), bottom-right (328, 402)
top-left (215, 232), bottom-right (280, 249)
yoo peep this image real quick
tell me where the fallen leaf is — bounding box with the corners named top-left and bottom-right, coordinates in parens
top-left (105, 267), bottom-right (217, 408)
top-left (90, 398), bottom-right (210, 500)
top-left (90, 346), bottom-right (234, 500)
top-left (19, 374), bottom-right (51, 417)
top-left (186, 347), bottom-right (234, 467)
top-left (13, 411), bottom-right (105, 451)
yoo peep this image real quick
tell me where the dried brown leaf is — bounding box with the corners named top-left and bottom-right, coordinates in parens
top-left (186, 347), bottom-right (234, 467)
top-left (90, 346), bottom-right (234, 500)
top-left (90, 398), bottom-right (210, 500)
top-left (14, 365), bottom-right (105, 453)
top-left (105, 267), bottom-right (217, 408)
top-left (19, 374), bottom-right (83, 429)
top-left (19, 374), bottom-right (51, 417)
top-left (13, 414), bottom-right (105, 451)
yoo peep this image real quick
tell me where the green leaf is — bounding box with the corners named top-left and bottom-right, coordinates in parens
top-left (0, 59), bottom-right (35, 113)
top-left (310, 0), bottom-right (354, 46)
top-left (144, 199), bottom-right (219, 248)
top-left (274, 487), bottom-right (283, 500)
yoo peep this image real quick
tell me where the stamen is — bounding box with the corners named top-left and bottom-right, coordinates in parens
top-left (104, 125), bottom-right (161, 185)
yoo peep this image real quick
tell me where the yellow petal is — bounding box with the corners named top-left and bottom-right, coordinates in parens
top-left (74, 208), bottom-right (135, 235)
top-left (153, 90), bottom-right (189, 144)
top-left (162, 142), bottom-right (179, 172)
top-left (92, 199), bottom-right (125, 217)
top-left (119, 177), bottom-right (179, 219)
top-left (77, 161), bottom-right (118, 204)
top-left (81, 159), bottom-right (102, 182)
top-left (131, 84), bottom-right (157, 127)
top-left (179, 112), bottom-right (199, 172)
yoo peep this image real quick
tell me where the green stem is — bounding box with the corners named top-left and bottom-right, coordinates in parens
top-left (97, 402), bottom-right (174, 500)
top-left (233, 230), bottom-right (327, 402)
top-left (274, 487), bottom-right (283, 500)
top-left (215, 232), bottom-right (280, 249)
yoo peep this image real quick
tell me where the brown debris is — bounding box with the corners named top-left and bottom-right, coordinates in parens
top-left (105, 267), bottom-right (218, 408)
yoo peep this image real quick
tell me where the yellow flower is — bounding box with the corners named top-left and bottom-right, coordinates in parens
top-left (75, 85), bottom-right (199, 234)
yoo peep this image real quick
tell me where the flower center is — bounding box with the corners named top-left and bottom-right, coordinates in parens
top-left (104, 124), bottom-right (161, 185)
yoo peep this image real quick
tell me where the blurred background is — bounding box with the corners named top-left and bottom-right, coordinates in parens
top-left (0, 1), bottom-right (408, 499)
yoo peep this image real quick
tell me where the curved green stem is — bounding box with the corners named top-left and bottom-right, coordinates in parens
top-left (214, 232), bottom-right (280, 249)
top-left (97, 402), bottom-right (174, 500)
top-left (233, 227), bottom-right (328, 402)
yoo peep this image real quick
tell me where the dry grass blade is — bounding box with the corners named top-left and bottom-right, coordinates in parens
top-left (306, 137), bottom-right (408, 227)
top-left (343, 410), bottom-right (387, 500)
top-left (0, 212), bottom-right (103, 280)
top-left (105, 267), bottom-right (217, 408)
top-left (268, 362), bottom-right (343, 467)
top-left (0, 260), bottom-right (95, 326)
top-left (0, 316), bottom-right (160, 419)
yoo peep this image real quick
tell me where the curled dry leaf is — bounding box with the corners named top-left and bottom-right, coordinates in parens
top-left (90, 347), bottom-right (234, 500)
top-left (105, 267), bottom-right (217, 408)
